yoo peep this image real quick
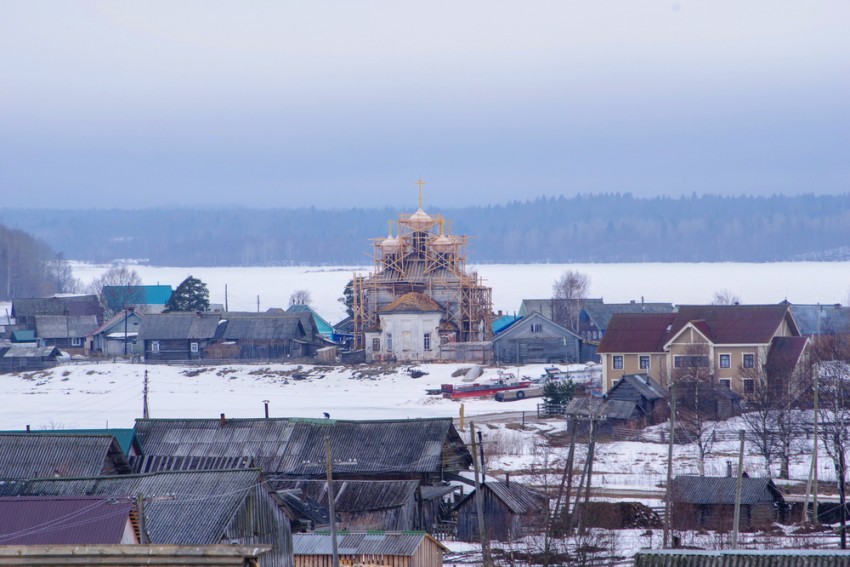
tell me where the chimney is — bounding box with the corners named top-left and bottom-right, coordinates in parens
top-left (641, 296), bottom-right (645, 311)
top-left (26, 424), bottom-right (30, 432)
top-left (726, 460), bottom-right (733, 478)
top-left (505, 472), bottom-right (510, 488)
top-left (220, 413), bottom-right (226, 427)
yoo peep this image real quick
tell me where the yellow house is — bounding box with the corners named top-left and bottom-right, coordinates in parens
top-left (597, 304), bottom-right (808, 396)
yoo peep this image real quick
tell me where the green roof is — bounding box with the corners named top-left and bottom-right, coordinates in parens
top-left (286, 304), bottom-right (334, 338)
top-left (10, 330), bottom-right (36, 343)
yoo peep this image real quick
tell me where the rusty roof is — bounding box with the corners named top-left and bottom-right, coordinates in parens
top-left (381, 292), bottom-right (443, 313)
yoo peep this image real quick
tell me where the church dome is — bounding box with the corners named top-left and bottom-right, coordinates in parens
top-left (381, 234), bottom-right (401, 254)
top-left (430, 234), bottom-right (454, 254)
top-left (407, 208), bottom-right (434, 231)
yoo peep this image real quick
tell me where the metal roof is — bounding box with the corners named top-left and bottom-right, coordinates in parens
top-left (610, 374), bottom-right (666, 401)
top-left (221, 316), bottom-right (304, 340)
top-left (34, 315), bottom-right (99, 339)
top-left (132, 417), bottom-right (471, 476)
top-left (582, 301), bottom-right (675, 332)
top-left (0, 429), bottom-right (141, 458)
top-left (12, 296), bottom-right (101, 320)
top-left (138, 313), bottom-right (222, 340)
top-left (286, 305), bottom-right (335, 338)
top-left (597, 313), bottom-right (677, 353)
top-left (672, 475), bottom-right (784, 506)
top-left (2, 345), bottom-right (60, 358)
top-left (0, 469), bottom-right (265, 545)
top-left (0, 433), bottom-right (132, 479)
top-left (271, 480), bottom-right (419, 513)
top-left (294, 532), bottom-right (445, 556)
top-left (669, 304), bottom-right (795, 345)
top-left (102, 285), bottom-right (173, 312)
top-left (0, 496), bottom-right (133, 545)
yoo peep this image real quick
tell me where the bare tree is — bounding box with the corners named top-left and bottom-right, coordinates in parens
top-left (289, 289), bottom-right (312, 306)
top-left (711, 289), bottom-right (741, 305)
top-left (673, 343), bottom-right (719, 476)
top-left (87, 264), bottom-right (143, 317)
top-left (552, 270), bottom-right (590, 332)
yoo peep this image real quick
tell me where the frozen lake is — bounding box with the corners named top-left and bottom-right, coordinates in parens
top-left (70, 261), bottom-right (849, 323)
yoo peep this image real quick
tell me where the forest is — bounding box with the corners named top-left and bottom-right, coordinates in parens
top-left (1, 193), bottom-right (849, 268)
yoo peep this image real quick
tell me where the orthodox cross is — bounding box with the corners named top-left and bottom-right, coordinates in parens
top-left (416, 178), bottom-right (426, 209)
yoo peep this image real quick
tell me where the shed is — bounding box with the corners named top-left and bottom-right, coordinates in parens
top-left (293, 532), bottom-right (446, 567)
top-left (492, 312), bottom-right (585, 364)
top-left (455, 479), bottom-right (548, 542)
top-left (0, 433), bottom-right (133, 478)
top-left (132, 417), bottom-right (472, 484)
top-left (671, 475), bottom-right (786, 531)
top-left (0, 496), bottom-right (137, 545)
top-left (0, 345), bottom-right (60, 372)
top-left (605, 374), bottom-right (669, 426)
top-left (0, 469), bottom-right (293, 567)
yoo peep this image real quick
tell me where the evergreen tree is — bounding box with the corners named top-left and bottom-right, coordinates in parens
top-left (164, 275), bottom-right (210, 312)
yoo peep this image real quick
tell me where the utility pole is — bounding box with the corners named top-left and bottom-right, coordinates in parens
top-left (469, 421), bottom-right (493, 567)
top-left (256, 295), bottom-right (260, 313)
top-left (803, 375), bottom-right (820, 524)
top-left (664, 381), bottom-right (676, 548)
top-left (142, 369), bottom-right (149, 419)
top-left (325, 435), bottom-right (339, 567)
top-left (136, 493), bottom-right (147, 544)
top-left (225, 284), bottom-right (229, 312)
top-left (577, 418), bottom-right (598, 535)
top-left (732, 429), bottom-right (745, 548)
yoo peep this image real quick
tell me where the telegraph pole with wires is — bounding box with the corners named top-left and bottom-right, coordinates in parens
top-left (325, 435), bottom-right (340, 567)
top-left (142, 369), bottom-right (149, 419)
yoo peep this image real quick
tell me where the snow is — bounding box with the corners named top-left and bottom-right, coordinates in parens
top-left (69, 261), bottom-right (850, 323)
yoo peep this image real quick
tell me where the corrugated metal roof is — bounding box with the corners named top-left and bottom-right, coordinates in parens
top-left (12, 296), bottom-right (101, 320)
top-left (0, 429), bottom-right (140, 458)
top-left (138, 313), bottom-right (221, 340)
top-left (0, 434), bottom-right (131, 479)
top-left (672, 475), bottom-right (783, 506)
top-left (0, 469), bottom-right (264, 545)
top-left (102, 285), bottom-right (173, 312)
top-left (35, 315), bottom-right (99, 339)
top-left (132, 417), bottom-right (471, 476)
top-left (222, 316), bottom-right (304, 340)
top-left (0, 496), bottom-right (133, 545)
top-left (271, 480), bottom-right (418, 512)
top-left (456, 480), bottom-right (547, 515)
top-left (583, 302), bottom-right (675, 333)
top-left (2, 345), bottom-right (60, 358)
top-left (294, 532), bottom-right (442, 556)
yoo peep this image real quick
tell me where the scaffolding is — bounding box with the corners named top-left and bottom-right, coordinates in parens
top-left (352, 199), bottom-right (493, 350)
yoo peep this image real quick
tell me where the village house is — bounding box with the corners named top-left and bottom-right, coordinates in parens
top-left (0, 344), bottom-right (60, 373)
top-left (90, 309), bottom-right (144, 356)
top-left (0, 433), bottom-right (133, 478)
top-left (11, 295), bottom-right (103, 330)
top-left (0, 496), bottom-right (138, 545)
top-left (138, 312), bottom-right (223, 361)
top-left (565, 373), bottom-right (669, 434)
top-left (671, 475), bottom-right (786, 531)
top-left (596, 304), bottom-right (806, 395)
top-left (34, 314), bottom-right (99, 354)
top-left (208, 312), bottom-right (321, 360)
top-left (492, 311), bottom-right (586, 364)
top-left (578, 300), bottom-right (676, 341)
top-left (455, 478), bottom-right (548, 542)
top-left (292, 532), bottom-right (446, 567)
top-left (0, 469), bottom-right (293, 567)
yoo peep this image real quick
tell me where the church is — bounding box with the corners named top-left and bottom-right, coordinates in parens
top-left (353, 181), bottom-right (493, 363)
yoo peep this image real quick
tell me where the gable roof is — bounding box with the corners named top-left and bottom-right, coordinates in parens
top-left (294, 532), bottom-right (446, 556)
top-left (609, 374), bottom-right (666, 401)
top-left (286, 304), bottom-right (335, 338)
top-left (790, 304), bottom-right (850, 336)
top-left (582, 302), bottom-right (676, 333)
top-left (0, 496), bottom-right (134, 545)
top-left (272, 479), bottom-right (419, 513)
top-left (519, 298), bottom-right (603, 320)
top-left (669, 304), bottom-right (796, 345)
top-left (492, 314), bottom-right (522, 335)
top-left (221, 316), bottom-right (305, 341)
top-left (12, 296), bottom-right (101, 320)
top-left (91, 310), bottom-right (144, 337)
top-left (10, 330), bottom-right (37, 343)
top-left (0, 429), bottom-right (141, 458)
top-left (34, 315), bottom-right (99, 339)
top-left (766, 336), bottom-right (809, 375)
top-left (565, 397), bottom-right (638, 420)
top-left (0, 433), bottom-right (132, 479)
top-left (2, 345), bottom-right (60, 359)
top-left (457, 480), bottom-right (547, 514)
top-left (138, 313), bottom-right (222, 341)
top-left (101, 285), bottom-right (173, 312)
top-left (672, 476), bottom-right (784, 505)
top-left (0, 469), bottom-right (267, 545)
top-left (381, 292), bottom-right (443, 313)
top-left (132, 417), bottom-right (471, 476)
top-left (492, 311), bottom-right (582, 343)
top-left (597, 313), bottom-right (677, 353)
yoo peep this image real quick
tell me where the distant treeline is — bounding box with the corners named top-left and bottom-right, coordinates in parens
top-left (0, 225), bottom-right (77, 300)
top-left (2, 193), bottom-right (849, 267)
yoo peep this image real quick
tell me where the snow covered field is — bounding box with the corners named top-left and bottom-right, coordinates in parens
top-left (70, 261), bottom-right (850, 322)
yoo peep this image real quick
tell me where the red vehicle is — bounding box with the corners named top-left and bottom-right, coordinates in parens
top-left (440, 371), bottom-right (532, 400)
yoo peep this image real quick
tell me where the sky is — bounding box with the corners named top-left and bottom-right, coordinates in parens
top-left (2, 1), bottom-right (849, 209)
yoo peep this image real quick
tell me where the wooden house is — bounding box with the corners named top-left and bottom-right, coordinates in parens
top-left (0, 433), bottom-right (133, 478)
top-left (34, 314), bottom-right (99, 354)
top-left (671, 476), bottom-right (786, 531)
top-left (492, 311), bottom-right (584, 364)
top-left (674, 380), bottom-right (742, 420)
top-left (132, 417), bottom-right (472, 485)
top-left (455, 479), bottom-right (548, 542)
top-left (213, 312), bottom-right (318, 359)
top-left (90, 309), bottom-right (144, 356)
top-left (138, 312), bottom-right (223, 361)
top-left (605, 374), bottom-right (668, 426)
top-left (11, 295), bottom-right (103, 330)
top-left (0, 496), bottom-right (138, 544)
top-left (0, 469), bottom-right (294, 567)
top-left (0, 428), bottom-right (142, 459)
top-left (293, 532), bottom-right (446, 567)
top-left (0, 345), bottom-right (60, 372)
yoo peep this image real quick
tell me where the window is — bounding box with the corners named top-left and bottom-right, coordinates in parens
top-left (720, 378), bottom-right (732, 389)
top-left (151, 341), bottom-right (160, 353)
top-left (531, 323), bottom-right (542, 333)
top-left (190, 342), bottom-right (199, 353)
top-left (371, 338), bottom-right (380, 352)
top-left (639, 356), bottom-right (650, 370)
top-left (743, 353), bottom-right (755, 369)
top-left (743, 379), bottom-right (755, 394)
top-left (424, 332), bottom-right (432, 351)
top-left (386, 334), bottom-right (393, 352)
top-left (71, 337), bottom-right (82, 346)
top-left (674, 355), bottom-right (709, 368)
top-left (719, 354), bottom-right (731, 369)
top-left (613, 355), bottom-right (624, 369)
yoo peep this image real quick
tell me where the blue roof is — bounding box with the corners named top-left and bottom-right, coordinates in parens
top-left (286, 304), bottom-right (334, 338)
top-left (492, 314), bottom-right (522, 335)
top-left (0, 428), bottom-right (141, 457)
top-left (11, 330), bottom-right (37, 343)
top-left (102, 285), bottom-right (173, 312)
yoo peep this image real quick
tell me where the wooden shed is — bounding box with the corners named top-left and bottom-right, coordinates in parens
top-left (605, 373), bottom-right (669, 426)
top-left (293, 532), bottom-right (446, 567)
top-left (455, 479), bottom-right (548, 542)
top-left (671, 476), bottom-right (786, 531)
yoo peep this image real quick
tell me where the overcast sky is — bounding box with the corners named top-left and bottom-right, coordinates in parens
top-left (2, 1), bottom-right (849, 209)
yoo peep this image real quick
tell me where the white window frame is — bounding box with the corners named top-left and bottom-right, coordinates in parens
top-left (151, 341), bottom-right (160, 353)
top-left (720, 378), bottom-right (732, 389)
top-left (423, 332), bottom-right (432, 351)
top-left (71, 337), bottom-right (82, 347)
top-left (612, 355), bottom-right (624, 370)
top-left (742, 353), bottom-right (755, 369)
top-left (531, 323), bottom-right (542, 333)
top-left (190, 342), bottom-right (199, 353)
top-left (639, 355), bottom-right (651, 370)
top-left (719, 353), bottom-right (731, 369)
top-left (743, 378), bottom-right (755, 394)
